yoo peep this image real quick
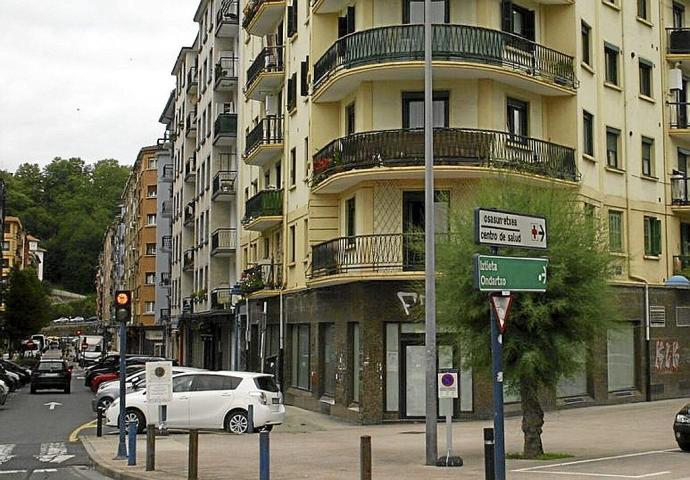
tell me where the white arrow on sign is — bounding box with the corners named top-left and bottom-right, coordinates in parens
top-left (44, 402), bottom-right (62, 411)
top-left (490, 294), bottom-right (513, 334)
top-left (34, 442), bottom-right (74, 464)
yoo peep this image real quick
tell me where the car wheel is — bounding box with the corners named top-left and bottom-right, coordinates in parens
top-left (64, 384), bottom-right (71, 394)
top-left (225, 410), bottom-right (249, 434)
top-left (30, 386), bottom-right (36, 394)
top-left (97, 397), bottom-right (113, 410)
top-left (679, 440), bottom-right (690, 452)
top-left (125, 409), bottom-right (146, 434)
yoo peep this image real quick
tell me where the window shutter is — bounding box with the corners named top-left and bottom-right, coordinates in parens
top-left (347, 6), bottom-right (356, 34)
top-left (301, 57), bottom-right (309, 96)
top-left (654, 219), bottom-right (662, 255)
top-left (524, 9), bottom-right (535, 41)
top-left (501, 1), bottom-right (513, 33)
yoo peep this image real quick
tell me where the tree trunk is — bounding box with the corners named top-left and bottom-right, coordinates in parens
top-left (520, 380), bottom-right (544, 458)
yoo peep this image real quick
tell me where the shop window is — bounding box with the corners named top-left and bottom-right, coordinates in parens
top-left (321, 323), bottom-right (336, 397)
top-left (607, 323), bottom-right (636, 391)
top-left (291, 324), bottom-right (310, 390)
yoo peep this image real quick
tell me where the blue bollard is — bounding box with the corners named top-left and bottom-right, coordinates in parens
top-left (259, 430), bottom-right (270, 480)
top-left (247, 404), bottom-right (254, 434)
top-left (127, 421), bottom-right (137, 466)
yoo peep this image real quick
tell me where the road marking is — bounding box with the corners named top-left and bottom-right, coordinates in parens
top-left (0, 445), bottom-right (15, 465)
top-left (34, 442), bottom-right (74, 464)
top-left (33, 469), bottom-right (57, 473)
top-left (43, 402), bottom-right (62, 411)
top-left (0, 470), bottom-right (26, 475)
top-left (75, 376), bottom-right (85, 380)
top-left (69, 419), bottom-right (98, 443)
top-left (513, 470), bottom-right (671, 478)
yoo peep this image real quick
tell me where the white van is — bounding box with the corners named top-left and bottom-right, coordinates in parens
top-left (78, 335), bottom-right (104, 366)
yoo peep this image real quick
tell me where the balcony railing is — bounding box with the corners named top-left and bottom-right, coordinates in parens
top-left (240, 261), bottom-right (283, 294)
top-left (215, 57), bottom-right (239, 85)
top-left (311, 128), bottom-right (579, 186)
top-left (669, 102), bottom-right (690, 130)
top-left (245, 115), bottom-right (284, 157)
top-left (242, 0), bottom-right (282, 29)
top-left (161, 200), bottom-right (173, 218)
top-left (161, 235), bottom-right (172, 252)
top-left (161, 164), bottom-right (174, 182)
top-left (183, 249), bottom-right (195, 271)
top-left (668, 28), bottom-right (690, 54)
top-left (212, 170), bottom-right (238, 197)
top-left (213, 113), bottom-right (238, 142)
top-left (246, 46), bottom-right (284, 91)
top-left (185, 157), bottom-right (196, 182)
top-left (216, 0), bottom-right (239, 28)
top-left (211, 228), bottom-right (237, 253)
top-left (313, 24), bottom-right (577, 91)
top-left (211, 287), bottom-right (234, 310)
top-left (674, 255), bottom-right (690, 277)
top-left (186, 109), bottom-right (198, 134)
top-left (159, 273), bottom-right (171, 286)
top-left (184, 203), bottom-right (195, 226)
top-left (160, 308), bottom-right (171, 323)
top-left (242, 189), bottom-right (283, 224)
top-left (672, 172), bottom-right (690, 205)
top-left (311, 233), bottom-right (430, 278)
top-left (182, 297), bottom-right (193, 313)
top-left (186, 67), bottom-right (198, 92)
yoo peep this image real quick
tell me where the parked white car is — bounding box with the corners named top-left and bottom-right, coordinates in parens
top-left (0, 379), bottom-right (8, 406)
top-left (105, 371), bottom-right (285, 434)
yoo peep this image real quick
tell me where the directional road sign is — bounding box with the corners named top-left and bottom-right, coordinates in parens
top-left (475, 208), bottom-right (547, 250)
top-left (474, 255), bottom-right (548, 292)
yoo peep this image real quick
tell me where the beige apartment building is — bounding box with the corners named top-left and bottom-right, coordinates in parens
top-left (230, 0), bottom-right (690, 423)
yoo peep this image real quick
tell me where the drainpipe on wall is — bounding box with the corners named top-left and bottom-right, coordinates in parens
top-left (629, 274), bottom-right (651, 402)
top-left (279, 289), bottom-right (284, 390)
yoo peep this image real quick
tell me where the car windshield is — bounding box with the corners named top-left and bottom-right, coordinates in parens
top-left (254, 376), bottom-right (279, 392)
top-left (37, 362), bottom-right (63, 372)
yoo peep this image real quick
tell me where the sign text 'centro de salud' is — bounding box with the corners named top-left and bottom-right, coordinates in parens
top-left (475, 208), bottom-right (547, 250)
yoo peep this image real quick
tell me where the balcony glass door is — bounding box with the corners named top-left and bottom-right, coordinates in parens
top-left (402, 191), bottom-right (449, 270)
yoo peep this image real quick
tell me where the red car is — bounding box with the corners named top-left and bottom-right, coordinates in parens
top-left (90, 365), bottom-right (143, 392)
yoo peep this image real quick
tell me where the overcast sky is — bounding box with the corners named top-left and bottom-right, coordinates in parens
top-left (0, 0), bottom-right (198, 173)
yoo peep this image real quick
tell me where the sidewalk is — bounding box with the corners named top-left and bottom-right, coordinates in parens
top-left (82, 399), bottom-right (686, 480)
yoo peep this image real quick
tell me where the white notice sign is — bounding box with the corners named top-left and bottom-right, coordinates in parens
top-left (146, 361), bottom-right (172, 405)
top-left (437, 371), bottom-right (459, 399)
top-left (475, 208), bottom-right (547, 250)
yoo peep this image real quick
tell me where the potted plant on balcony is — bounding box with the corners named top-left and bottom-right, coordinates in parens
top-left (239, 268), bottom-right (264, 294)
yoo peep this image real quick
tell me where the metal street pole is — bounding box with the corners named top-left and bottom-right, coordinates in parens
top-left (490, 297), bottom-right (506, 480)
top-left (423, 0), bottom-right (438, 467)
top-left (116, 321), bottom-right (127, 459)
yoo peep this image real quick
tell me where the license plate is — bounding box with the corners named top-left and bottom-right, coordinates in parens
top-left (43, 373), bottom-right (60, 377)
top-left (272, 397), bottom-right (280, 404)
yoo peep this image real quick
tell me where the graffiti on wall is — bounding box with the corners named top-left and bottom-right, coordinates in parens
top-left (654, 339), bottom-right (681, 373)
top-left (397, 291), bottom-right (424, 316)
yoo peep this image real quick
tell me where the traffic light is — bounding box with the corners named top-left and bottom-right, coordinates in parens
top-left (114, 290), bottom-right (132, 323)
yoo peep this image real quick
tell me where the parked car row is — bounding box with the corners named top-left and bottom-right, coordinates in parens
top-left (0, 359), bottom-right (33, 406)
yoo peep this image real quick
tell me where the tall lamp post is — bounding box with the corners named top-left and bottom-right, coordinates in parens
top-left (423, 0), bottom-right (438, 466)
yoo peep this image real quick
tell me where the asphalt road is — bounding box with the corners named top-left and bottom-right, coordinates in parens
top-left (0, 359), bottom-right (111, 480)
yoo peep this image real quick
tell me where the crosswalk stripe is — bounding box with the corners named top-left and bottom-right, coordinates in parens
top-left (0, 445), bottom-right (15, 465)
top-left (33, 442), bottom-right (74, 464)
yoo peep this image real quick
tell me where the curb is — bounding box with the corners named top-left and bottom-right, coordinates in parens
top-left (81, 436), bottom-right (150, 480)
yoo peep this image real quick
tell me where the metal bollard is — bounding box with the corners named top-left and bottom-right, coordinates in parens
top-left (146, 424), bottom-right (155, 471)
top-left (259, 430), bottom-right (270, 480)
top-left (96, 407), bottom-right (104, 438)
top-left (127, 421), bottom-right (137, 466)
top-left (188, 429), bottom-right (199, 480)
top-left (360, 435), bottom-right (372, 480)
top-left (484, 428), bottom-right (495, 480)
top-left (247, 404), bottom-right (254, 434)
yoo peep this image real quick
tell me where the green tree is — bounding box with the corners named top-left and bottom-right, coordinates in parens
top-left (436, 178), bottom-right (617, 458)
top-left (4, 267), bottom-right (50, 345)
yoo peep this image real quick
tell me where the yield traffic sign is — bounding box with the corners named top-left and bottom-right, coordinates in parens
top-left (490, 295), bottom-right (513, 334)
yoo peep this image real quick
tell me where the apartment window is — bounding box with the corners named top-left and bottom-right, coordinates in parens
top-left (144, 301), bottom-right (155, 314)
top-left (289, 224), bottom-right (296, 263)
top-left (606, 127), bottom-right (621, 169)
top-left (679, 148), bottom-right (690, 173)
top-left (290, 147), bottom-right (297, 186)
top-left (641, 137), bottom-right (654, 177)
top-left (147, 186), bottom-right (157, 198)
top-left (337, 6), bottom-right (356, 37)
top-left (346, 103), bottom-right (355, 136)
top-left (145, 272), bottom-right (155, 284)
top-left (604, 43), bottom-right (620, 86)
top-left (583, 111), bottom-right (594, 157)
top-left (403, 91), bottom-right (449, 129)
top-left (607, 323), bottom-right (636, 391)
top-left (146, 243), bottom-right (156, 255)
top-left (507, 97), bottom-right (529, 140)
top-left (321, 323), bottom-right (336, 397)
top-left (148, 158), bottom-right (157, 169)
top-left (287, 0), bottom-right (298, 37)
top-left (581, 21), bottom-right (592, 67)
top-left (644, 216), bottom-right (662, 256)
top-left (300, 57), bottom-right (309, 96)
top-left (287, 73), bottom-right (297, 112)
top-left (146, 214), bottom-right (156, 226)
top-left (405, 0), bottom-right (447, 24)
top-left (608, 211), bottom-right (623, 253)
top-left (637, 0), bottom-right (649, 21)
top-left (275, 162), bottom-right (282, 189)
top-left (639, 59), bottom-right (653, 97)
top-left (291, 324), bottom-right (310, 390)
top-left (346, 197), bottom-right (356, 243)
top-left (303, 219), bottom-right (309, 261)
top-left (502, 1), bottom-right (535, 41)
top-left (674, 2), bottom-right (685, 29)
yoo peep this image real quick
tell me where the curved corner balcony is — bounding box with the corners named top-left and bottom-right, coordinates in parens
top-left (313, 24), bottom-right (577, 102)
top-left (311, 128), bottom-right (578, 193)
top-left (242, 0), bottom-right (285, 37)
top-left (244, 116), bottom-right (284, 167)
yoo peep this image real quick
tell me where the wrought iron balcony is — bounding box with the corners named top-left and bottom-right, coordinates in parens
top-left (244, 115), bottom-right (283, 160)
top-left (211, 228), bottom-right (237, 256)
top-left (160, 164), bottom-right (173, 182)
top-left (215, 57), bottom-right (239, 89)
top-left (242, 189), bottom-right (283, 226)
top-left (161, 200), bottom-right (173, 218)
top-left (672, 172), bottom-right (690, 205)
top-left (212, 170), bottom-right (238, 199)
top-left (239, 261), bottom-right (282, 294)
top-left (669, 102), bottom-right (690, 130)
top-left (311, 234), bottom-right (429, 279)
top-left (246, 46), bottom-right (284, 94)
top-left (186, 67), bottom-right (198, 93)
top-left (159, 272), bottom-right (171, 286)
top-left (313, 24), bottom-right (577, 94)
top-left (185, 156), bottom-right (196, 182)
top-left (668, 28), bottom-right (690, 54)
top-left (311, 128), bottom-right (579, 188)
top-left (183, 249), bottom-right (195, 271)
top-left (160, 308), bottom-right (171, 323)
top-left (182, 297), bottom-right (193, 313)
top-left (161, 235), bottom-right (172, 252)
top-left (184, 203), bottom-right (195, 226)
top-left (216, 0), bottom-right (239, 36)
top-left (211, 287), bottom-right (234, 311)
top-left (213, 113), bottom-right (238, 145)
top-left (242, 0), bottom-right (285, 36)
